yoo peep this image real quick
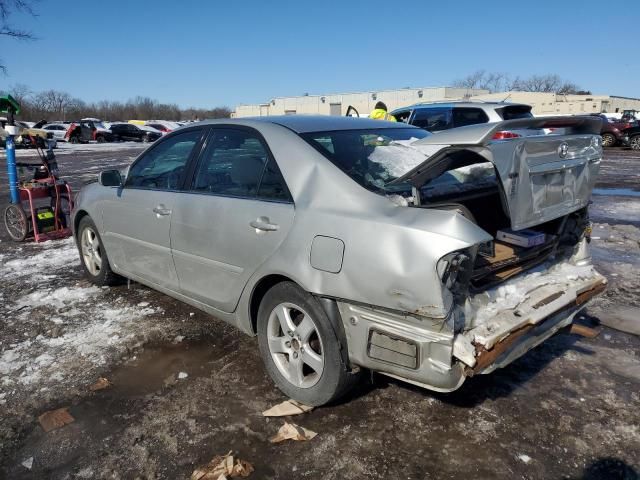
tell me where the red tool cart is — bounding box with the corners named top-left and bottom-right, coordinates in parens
top-left (3, 147), bottom-right (74, 243)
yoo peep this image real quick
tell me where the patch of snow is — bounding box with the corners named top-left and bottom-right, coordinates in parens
top-left (21, 457), bottom-right (33, 470)
top-left (178, 372), bottom-right (188, 379)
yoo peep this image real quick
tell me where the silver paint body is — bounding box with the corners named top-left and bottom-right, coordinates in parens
top-left (72, 116), bottom-right (605, 392)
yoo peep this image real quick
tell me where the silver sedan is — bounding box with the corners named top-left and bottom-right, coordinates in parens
top-left (72, 115), bottom-right (606, 405)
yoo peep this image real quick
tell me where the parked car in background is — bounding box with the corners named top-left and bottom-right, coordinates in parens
top-left (391, 102), bottom-right (544, 137)
top-left (0, 118), bottom-right (57, 148)
top-left (72, 115), bottom-right (606, 406)
top-left (109, 122), bottom-right (162, 142)
top-left (589, 114), bottom-right (627, 147)
top-left (622, 125), bottom-right (640, 150)
top-left (67, 120), bottom-right (114, 143)
top-left (42, 123), bottom-right (70, 142)
top-left (146, 120), bottom-right (181, 134)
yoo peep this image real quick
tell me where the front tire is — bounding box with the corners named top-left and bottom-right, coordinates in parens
top-left (257, 282), bottom-right (358, 406)
top-left (601, 133), bottom-right (616, 148)
top-left (630, 135), bottom-right (640, 151)
top-left (77, 216), bottom-right (122, 286)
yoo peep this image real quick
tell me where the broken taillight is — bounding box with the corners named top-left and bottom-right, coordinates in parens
top-left (492, 131), bottom-right (522, 140)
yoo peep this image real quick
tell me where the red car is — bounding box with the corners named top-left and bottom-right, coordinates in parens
top-left (590, 114), bottom-right (627, 147)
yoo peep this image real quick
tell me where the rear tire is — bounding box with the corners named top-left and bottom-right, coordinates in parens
top-left (630, 135), bottom-right (640, 151)
top-left (96, 135), bottom-right (106, 143)
top-left (257, 282), bottom-right (359, 406)
top-left (601, 133), bottom-right (616, 148)
top-left (77, 216), bottom-right (122, 286)
top-left (69, 135), bottom-right (80, 144)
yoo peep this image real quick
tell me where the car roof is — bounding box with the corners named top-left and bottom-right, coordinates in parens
top-left (196, 115), bottom-right (417, 134)
top-left (392, 101), bottom-right (531, 112)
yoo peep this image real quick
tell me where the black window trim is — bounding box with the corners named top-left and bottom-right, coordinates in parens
top-left (182, 124), bottom-right (294, 205)
top-left (122, 126), bottom-right (208, 193)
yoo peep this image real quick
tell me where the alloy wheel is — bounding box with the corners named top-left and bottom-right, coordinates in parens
top-left (266, 302), bottom-right (324, 388)
top-left (81, 226), bottom-right (103, 276)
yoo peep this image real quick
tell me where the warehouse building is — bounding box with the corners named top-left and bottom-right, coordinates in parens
top-left (232, 86), bottom-right (489, 117)
top-left (470, 92), bottom-right (640, 116)
top-left (233, 87), bottom-right (640, 118)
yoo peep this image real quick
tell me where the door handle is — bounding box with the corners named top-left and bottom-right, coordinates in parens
top-left (153, 205), bottom-right (172, 216)
top-left (250, 217), bottom-right (279, 232)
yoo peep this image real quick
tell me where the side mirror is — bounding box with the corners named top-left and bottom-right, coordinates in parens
top-left (99, 169), bottom-right (122, 187)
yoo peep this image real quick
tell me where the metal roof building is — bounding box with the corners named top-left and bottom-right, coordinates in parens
top-left (232, 86), bottom-right (489, 118)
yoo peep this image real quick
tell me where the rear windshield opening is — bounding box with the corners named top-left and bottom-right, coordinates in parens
top-left (496, 105), bottom-right (533, 120)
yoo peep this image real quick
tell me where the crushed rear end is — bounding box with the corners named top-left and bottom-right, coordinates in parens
top-left (397, 116), bottom-right (607, 381)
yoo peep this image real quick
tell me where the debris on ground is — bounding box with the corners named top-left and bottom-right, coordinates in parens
top-left (38, 407), bottom-right (75, 432)
top-left (21, 457), bottom-right (33, 470)
top-left (270, 422), bottom-right (317, 443)
top-left (517, 454), bottom-right (532, 464)
top-left (262, 399), bottom-right (313, 417)
top-left (190, 451), bottom-right (254, 480)
top-left (178, 371), bottom-right (189, 379)
top-left (88, 377), bottom-right (111, 391)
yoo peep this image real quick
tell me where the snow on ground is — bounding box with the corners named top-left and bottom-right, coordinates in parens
top-left (0, 237), bottom-right (167, 418)
top-left (0, 141), bottom-right (146, 158)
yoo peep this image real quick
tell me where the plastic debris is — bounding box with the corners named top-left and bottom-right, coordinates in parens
top-left (178, 372), bottom-right (189, 379)
top-left (262, 399), bottom-right (313, 417)
top-left (191, 451), bottom-right (254, 480)
top-left (89, 377), bottom-right (111, 391)
top-left (38, 407), bottom-right (75, 432)
top-left (517, 454), bottom-right (532, 464)
top-left (21, 457), bottom-right (33, 470)
top-left (270, 422), bottom-right (317, 443)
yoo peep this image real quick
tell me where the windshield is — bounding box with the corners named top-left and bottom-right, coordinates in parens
top-left (301, 128), bottom-right (430, 193)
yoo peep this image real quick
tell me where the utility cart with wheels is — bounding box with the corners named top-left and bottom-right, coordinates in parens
top-left (2, 95), bottom-right (74, 243)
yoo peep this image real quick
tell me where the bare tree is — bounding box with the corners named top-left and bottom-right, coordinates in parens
top-left (455, 71), bottom-right (585, 95)
top-left (0, 0), bottom-right (38, 72)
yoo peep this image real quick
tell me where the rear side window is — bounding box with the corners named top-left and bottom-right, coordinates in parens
top-left (411, 108), bottom-right (452, 131)
top-left (191, 129), bottom-right (291, 202)
top-left (496, 105), bottom-right (533, 120)
top-left (452, 108), bottom-right (489, 127)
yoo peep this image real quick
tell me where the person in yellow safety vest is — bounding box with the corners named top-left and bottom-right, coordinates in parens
top-left (368, 101), bottom-right (397, 122)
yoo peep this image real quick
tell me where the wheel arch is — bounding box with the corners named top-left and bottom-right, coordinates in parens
top-left (73, 209), bottom-right (90, 240)
top-left (248, 273), bottom-right (352, 369)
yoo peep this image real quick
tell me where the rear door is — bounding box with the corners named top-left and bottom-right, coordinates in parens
top-left (100, 128), bottom-right (205, 289)
top-left (170, 126), bottom-right (295, 312)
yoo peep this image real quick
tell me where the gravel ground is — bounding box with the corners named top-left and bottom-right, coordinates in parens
top-left (0, 144), bottom-right (639, 479)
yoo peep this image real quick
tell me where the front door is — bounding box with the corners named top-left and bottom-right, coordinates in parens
top-left (101, 128), bottom-right (204, 290)
top-left (171, 127), bottom-right (295, 312)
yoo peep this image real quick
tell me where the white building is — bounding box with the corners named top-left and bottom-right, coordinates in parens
top-left (234, 87), bottom-right (640, 118)
top-left (469, 92), bottom-right (640, 116)
top-left (233, 87), bottom-right (489, 118)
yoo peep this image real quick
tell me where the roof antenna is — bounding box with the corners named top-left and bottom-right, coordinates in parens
top-left (500, 92), bottom-right (512, 102)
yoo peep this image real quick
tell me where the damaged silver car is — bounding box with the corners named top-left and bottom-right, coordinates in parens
top-left (72, 115), bottom-right (607, 405)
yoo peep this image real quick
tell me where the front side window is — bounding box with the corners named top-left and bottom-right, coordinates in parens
top-left (191, 129), bottom-right (289, 201)
top-left (125, 129), bottom-right (202, 190)
top-left (411, 108), bottom-right (452, 131)
top-left (301, 128), bottom-right (429, 193)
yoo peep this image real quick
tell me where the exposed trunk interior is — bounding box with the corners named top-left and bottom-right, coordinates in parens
top-left (413, 165), bottom-right (590, 290)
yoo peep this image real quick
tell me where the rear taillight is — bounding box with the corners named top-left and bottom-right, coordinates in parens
top-left (492, 131), bottom-right (522, 140)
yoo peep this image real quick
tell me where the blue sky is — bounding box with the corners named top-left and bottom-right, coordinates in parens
top-left (1, 0), bottom-right (637, 108)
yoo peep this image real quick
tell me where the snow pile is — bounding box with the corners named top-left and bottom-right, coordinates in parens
top-left (367, 138), bottom-right (427, 178)
top-left (468, 260), bottom-right (600, 327)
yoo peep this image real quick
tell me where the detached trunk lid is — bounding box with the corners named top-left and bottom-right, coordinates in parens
top-left (391, 116), bottom-right (603, 231)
